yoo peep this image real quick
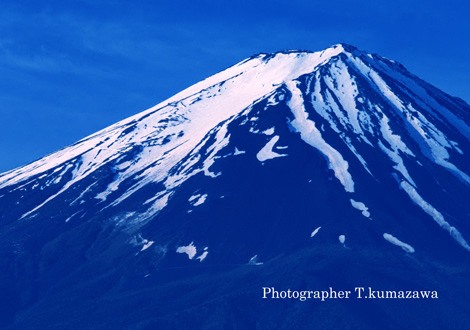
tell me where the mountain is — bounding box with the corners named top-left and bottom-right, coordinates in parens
top-left (1, 44), bottom-right (469, 329)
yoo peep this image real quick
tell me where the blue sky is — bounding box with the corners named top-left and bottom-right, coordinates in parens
top-left (1, 0), bottom-right (469, 172)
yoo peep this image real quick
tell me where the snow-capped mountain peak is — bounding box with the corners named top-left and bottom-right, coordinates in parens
top-left (0, 44), bottom-right (469, 255)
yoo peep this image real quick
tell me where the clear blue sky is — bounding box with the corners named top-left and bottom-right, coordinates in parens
top-left (1, 0), bottom-right (469, 172)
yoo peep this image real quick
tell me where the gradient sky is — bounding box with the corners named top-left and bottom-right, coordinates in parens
top-left (1, 0), bottom-right (469, 172)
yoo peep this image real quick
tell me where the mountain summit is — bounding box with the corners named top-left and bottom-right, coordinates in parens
top-left (1, 44), bottom-right (469, 329)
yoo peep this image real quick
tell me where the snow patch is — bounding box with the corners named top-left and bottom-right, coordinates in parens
top-left (130, 234), bottom-right (155, 252)
top-left (350, 199), bottom-right (370, 218)
top-left (310, 226), bottom-right (321, 237)
top-left (376, 109), bottom-right (416, 186)
top-left (193, 194), bottom-right (207, 206)
top-left (141, 240), bottom-right (154, 251)
top-left (233, 147), bottom-right (246, 155)
top-left (256, 135), bottom-right (287, 162)
top-left (400, 180), bottom-right (470, 252)
top-left (248, 255), bottom-right (263, 265)
top-left (262, 127), bottom-right (275, 136)
top-left (189, 193), bottom-right (208, 206)
top-left (383, 233), bottom-right (415, 253)
top-left (176, 242), bottom-right (197, 260)
top-left (140, 191), bottom-right (172, 222)
top-left (286, 81), bottom-right (355, 193)
top-left (196, 248), bottom-right (209, 262)
top-left (338, 235), bottom-right (346, 244)
top-left (95, 176), bottom-right (122, 202)
top-left (64, 211), bottom-right (81, 223)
